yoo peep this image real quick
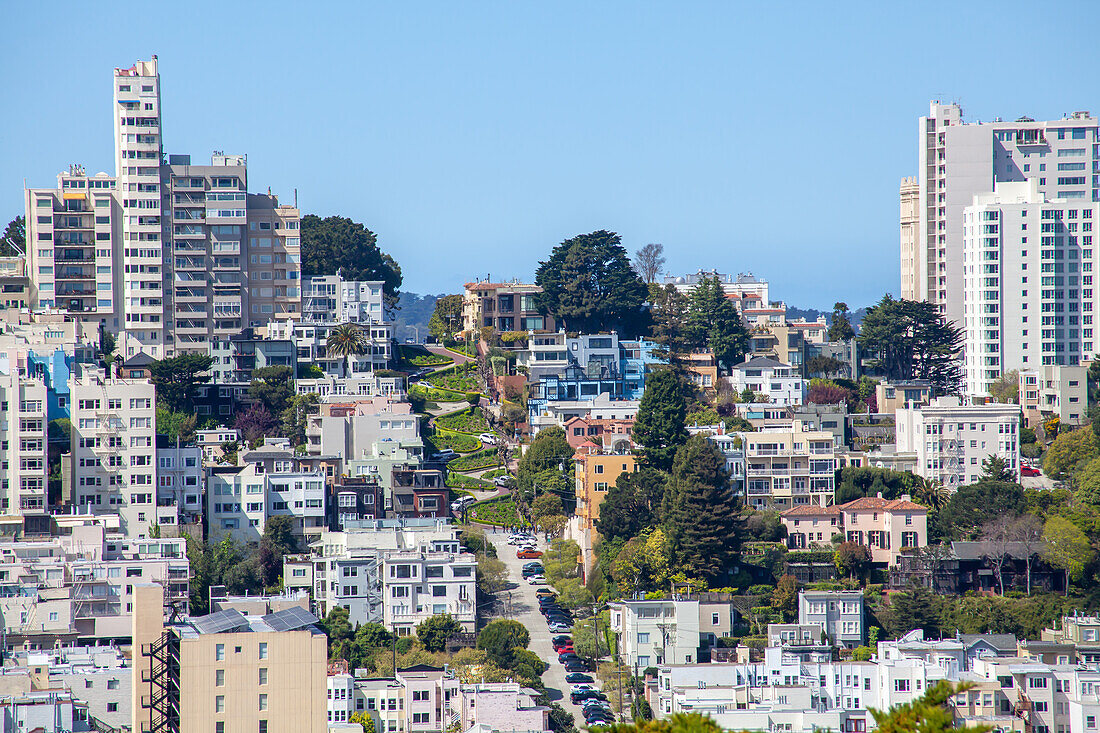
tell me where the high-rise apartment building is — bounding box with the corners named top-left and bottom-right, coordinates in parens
top-left (24, 167), bottom-right (122, 329)
top-left (899, 177), bottom-right (919, 299)
top-left (68, 364), bottom-right (157, 537)
top-left (0, 367), bottom-right (48, 516)
top-left (114, 57), bottom-right (167, 358)
top-left (901, 101), bottom-right (1099, 327)
top-left (962, 180), bottom-right (1100, 396)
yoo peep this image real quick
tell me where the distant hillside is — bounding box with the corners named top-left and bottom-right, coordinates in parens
top-left (392, 291), bottom-right (452, 342)
top-left (787, 305), bottom-right (869, 331)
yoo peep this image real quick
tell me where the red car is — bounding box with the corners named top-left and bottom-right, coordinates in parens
top-left (517, 549), bottom-right (543, 559)
top-left (1021, 466), bottom-right (1042, 477)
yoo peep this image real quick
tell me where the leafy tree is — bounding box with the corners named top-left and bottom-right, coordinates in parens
top-left (772, 575), bottom-right (799, 622)
top-left (611, 529), bottom-right (672, 595)
top-left (827, 302), bottom-right (855, 341)
top-left (257, 516), bottom-right (297, 587)
top-left (1, 216), bottom-right (25, 256)
top-left (988, 370), bottom-right (1020, 404)
top-left (428, 294), bottom-right (463, 342)
top-left (156, 406), bottom-right (198, 443)
top-left (648, 284), bottom-right (692, 366)
top-left (685, 276), bottom-right (749, 370)
top-left (349, 711), bottom-right (376, 733)
top-left (516, 426), bottom-right (572, 498)
top-left (871, 681), bottom-right (989, 733)
top-left (149, 353), bottom-right (214, 412)
top-left (234, 404), bottom-right (277, 443)
top-left (745, 510), bottom-right (786, 542)
top-left (662, 436), bottom-right (738, 582)
top-left (805, 355), bottom-right (845, 378)
top-left (1043, 427), bottom-right (1098, 480)
top-left (416, 613), bottom-right (463, 652)
top-left (834, 542), bottom-right (872, 581)
top-left (806, 379), bottom-right (851, 406)
top-left (936, 481), bottom-right (1025, 540)
top-left (885, 582), bottom-right (942, 638)
top-left (1075, 456), bottom-right (1100, 506)
top-left (47, 418), bottom-right (71, 444)
top-left (281, 393), bottom-right (320, 446)
top-left (633, 243), bottom-right (666, 283)
top-left (1043, 516), bottom-right (1093, 590)
top-left (476, 619), bottom-right (530, 667)
top-left (476, 554), bottom-right (508, 595)
top-left (980, 455), bottom-right (1015, 483)
top-left (912, 476), bottom-right (948, 510)
top-left (327, 323), bottom-right (367, 378)
top-left (596, 467), bottom-right (668, 542)
top-left (633, 369), bottom-right (689, 471)
top-left (534, 230), bottom-right (648, 334)
top-left (300, 214), bottom-right (402, 309)
top-left (320, 606), bottom-right (355, 658)
top-left (531, 492), bottom-right (565, 525)
top-left (858, 294), bottom-right (963, 393)
top-left (248, 365), bottom-right (294, 417)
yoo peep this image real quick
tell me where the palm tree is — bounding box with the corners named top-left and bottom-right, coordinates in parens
top-left (326, 323), bottom-right (366, 378)
top-left (912, 476), bottom-right (948, 510)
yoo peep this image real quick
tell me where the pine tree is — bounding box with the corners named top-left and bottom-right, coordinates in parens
top-left (662, 435), bottom-right (739, 582)
top-left (686, 276), bottom-right (749, 370)
top-left (633, 369), bottom-right (689, 470)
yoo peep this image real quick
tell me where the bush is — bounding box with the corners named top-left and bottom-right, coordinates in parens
top-left (409, 385), bottom-right (468, 403)
top-left (747, 584), bottom-right (775, 596)
top-left (436, 407), bottom-right (491, 434)
top-left (446, 472), bottom-right (493, 489)
top-left (471, 497), bottom-right (527, 527)
top-left (429, 430), bottom-right (480, 453)
top-left (430, 362), bottom-right (480, 393)
top-left (448, 449), bottom-right (500, 472)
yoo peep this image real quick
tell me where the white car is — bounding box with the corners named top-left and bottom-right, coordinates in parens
top-left (493, 475), bottom-right (512, 487)
top-left (478, 433), bottom-right (497, 444)
top-left (527, 575), bottom-right (546, 585)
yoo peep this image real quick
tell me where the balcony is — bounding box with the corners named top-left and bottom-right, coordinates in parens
top-left (55, 251), bottom-right (95, 263)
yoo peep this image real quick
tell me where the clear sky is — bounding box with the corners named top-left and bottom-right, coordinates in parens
top-left (3, 1), bottom-right (1099, 310)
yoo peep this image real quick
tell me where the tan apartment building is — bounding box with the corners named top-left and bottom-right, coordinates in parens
top-left (1018, 364), bottom-right (1088, 429)
top-left (0, 365), bottom-right (48, 516)
top-left (574, 443), bottom-right (636, 535)
top-left (0, 257), bottom-right (29, 310)
top-left (875, 380), bottom-right (933, 416)
top-left (461, 280), bottom-right (554, 333)
top-left (132, 584), bottom-right (327, 733)
top-left (741, 421), bottom-right (835, 510)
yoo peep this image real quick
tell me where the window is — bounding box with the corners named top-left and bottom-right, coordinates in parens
top-left (215, 695), bottom-right (225, 713)
top-left (895, 679), bottom-right (911, 692)
top-left (259, 668), bottom-right (268, 685)
top-left (258, 642), bottom-right (268, 659)
top-left (215, 644), bottom-right (225, 661)
top-left (637, 632), bottom-right (650, 644)
top-left (215, 669), bottom-right (225, 686)
top-left (259, 722), bottom-right (268, 733)
top-left (432, 585), bottom-right (446, 597)
top-left (107, 702), bottom-right (118, 712)
top-left (259, 694), bottom-right (268, 711)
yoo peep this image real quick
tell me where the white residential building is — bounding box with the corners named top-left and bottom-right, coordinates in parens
top-left (896, 396), bottom-right (1021, 489)
top-left (302, 275), bottom-right (386, 324)
top-left (798, 590), bottom-right (865, 648)
top-left (728, 356), bottom-right (804, 405)
top-left (963, 180), bottom-right (1100, 397)
top-left (154, 436), bottom-right (203, 529)
top-left (206, 460), bottom-right (326, 546)
top-left (308, 398), bottom-right (422, 462)
top-left (68, 364), bottom-right (157, 536)
top-left (10, 648), bottom-right (131, 731)
top-left (267, 318), bottom-right (393, 377)
top-left (609, 599), bottom-right (704, 669)
top-left (1019, 364), bottom-right (1089, 428)
top-left (294, 521), bottom-right (476, 634)
top-left (902, 100), bottom-right (1099, 328)
top-left (0, 366), bottom-right (48, 516)
top-left (738, 421), bottom-right (835, 510)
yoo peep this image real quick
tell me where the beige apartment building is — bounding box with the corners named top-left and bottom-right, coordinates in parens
top-left (1018, 363), bottom-right (1088, 429)
top-left (0, 365), bottom-right (48, 516)
top-left (69, 364), bottom-right (157, 537)
top-left (461, 280), bottom-right (553, 333)
top-left (0, 256), bottom-right (29, 310)
top-left (741, 421), bottom-right (835, 510)
top-left (132, 584), bottom-right (327, 733)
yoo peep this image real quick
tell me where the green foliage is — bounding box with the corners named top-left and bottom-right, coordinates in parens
top-left (980, 454), bottom-right (1016, 482)
top-left (470, 496), bottom-right (526, 527)
top-left (1044, 427), bottom-right (1098, 480)
top-left (531, 492), bottom-right (565, 524)
top-left (476, 554), bottom-right (509, 595)
top-left (149, 353), bottom-right (214, 411)
top-left (1043, 516), bottom-right (1094, 587)
top-left (48, 418), bottom-right (71, 443)
top-left (350, 711), bottom-right (376, 733)
top-left (517, 426), bottom-right (573, 496)
top-left (834, 466), bottom-right (917, 503)
top-left (1, 217), bottom-right (25, 257)
top-left (186, 535), bottom-right (265, 615)
top-left (281, 392), bottom-right (320, 446)
top-left (858, 294), bottom-right (963, 393)
top-left (156, 406), bottom-right (198, 443)
top-left (834, 542), bottom-right (872, 581)
top-left (534, 229), bottom-right (648, 334)
top-left (327, 323), bottom-right (369, 378)
top-left (686, 276), bottom-right (749, 370)
top-left (476, 619), bottom-right (530, 667)
top-left (1075, 456), bottom-right (1100, 506)
top-left (416, 613), bottom-right (463, 652)
top-left (429, 362), bottom-right (480, 393)
top-left (435, 406), bottom-right (490, 434)
top-left (300, 214), bottom-right (402, 306)
top-left (596, 467), bottom-right (668, 543)
top-left (988, 369), bottom-right (1020, 404)
top-left (445, 471), bottom-right (492, 489)
top-left (827, 302), bottom-right (855, 342)
top-left (662, 436), bottom-right (738, 582)
top-left (447, 449), bottom-right (499, 472)
top-left (633, 369), bottom-right (689, 470)
top-left (428, 294), bottom-right (463, 342)
top-left (249, 365), bottom-right (295, 417)
top-left (648, 284), bottom-right (693, 365)
top-left (935, 480), bottom-right (1026, 540)
top-left (410, 384), bottom-right (468, 403)
top-left (430, 430), bottom-right (481, 453)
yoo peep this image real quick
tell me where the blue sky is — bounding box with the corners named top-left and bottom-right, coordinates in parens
top-left (3, 1), bottom-right (1099, 310)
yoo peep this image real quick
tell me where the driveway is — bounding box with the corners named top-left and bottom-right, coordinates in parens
top-left (486, 532), bottom-right (593, 727)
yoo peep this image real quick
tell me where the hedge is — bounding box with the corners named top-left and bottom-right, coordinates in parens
top-left (410, 385), bottom-right (468, 403)
top-left (435, 407), bottom-right (491, 435)
top-left (429, 430), bottom-right (481, 453)
top-left (446, 471), bottom-right (493, 489)
top-left (471, 497), bottom-right (526, 527)
top-left (448, 449), bottom-right (499, 472)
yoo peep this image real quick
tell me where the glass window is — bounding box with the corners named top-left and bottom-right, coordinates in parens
top-left (215, 644), bottom-right (225, 661)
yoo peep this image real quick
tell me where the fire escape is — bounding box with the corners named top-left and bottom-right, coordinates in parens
top-left (141, 632), bottom-right (180, 733)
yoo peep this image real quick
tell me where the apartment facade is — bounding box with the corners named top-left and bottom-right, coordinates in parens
top-left (0, 366), bottom-right (48, 516)
top-left (963, 180), bottom-right (1100, 397)
top-left (902, 101), bottom-right (1098, 327)
top-left (609, 598), bottom-right (738, 669)
top-left (798, 590), bottom-right (865, 648)
top-left (1019, 364), bottom-right (1089, 428)
top-left (69, 364), bottom-right (158, 537)
top-left (206, 460), bottom-right (326, 546)
top-left (132, 585), bottom-right (328, 733)
top-left (461, 281), bottom-right (553, 333)
top-left (267, 319), bottom-right (393, 377)
top-left (574, 444), bottom-right (636, 535)
top-left (24, 167), bottom-right (122, 329)
top-left (896, 396), bottom-right (1021, 489)
top-left (302, 275), bottom-right (386, 324)
top-left (728, 356), bottom-right (804, 405)
top-left (739, 421), bottom-right (835, 510)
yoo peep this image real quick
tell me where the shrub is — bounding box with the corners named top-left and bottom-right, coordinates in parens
top-left (446, 472), bottom-right (492, 489)
top-left (448, 450), bottom-right (499, 472)
top-left (429, 430), bottom-right (480, 453)
top-left (436, 407), bottom-right (491, 434)
top-left (410, 385), bottom-right (468, 403)
top-left (471, 497), bottom-right (527, 527)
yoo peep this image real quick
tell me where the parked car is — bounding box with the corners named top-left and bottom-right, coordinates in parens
top-left (1021, 466), bottom-right (1042, 477)
top-left (507, 533), bottom-right (533, 544)
top-left (431, 450), bottom-right (458, 462)
top-left (553, 640), bottom-right (574, 652)
top-left (534, 588), bottom-right (555, 598)
top-left (527, 576), bottom-right (547, 585)
top-left (558, 652), bottom-right (581, 663)
top-left (516, 549), bottom-right (543, 559)
top-left (493, 475), bottom-right (512, 487)
top-left (477, 433), bottom-right (497, 444)
top-left (522, 567), bottom-right (543, 579)
top-left (549, 622), bottom-right (573, 633)
top-left (565, 672), bottom-right (593, 684)
top-left (570, 688), bottom-right (601, 704)
top-left (563, 659), bottom-right (588, 672)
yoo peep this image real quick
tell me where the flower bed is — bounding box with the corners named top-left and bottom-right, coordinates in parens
top-left (430, 363), bottom-right (479, 393)
top-left (435, 407), bottom-right (490, 434)
top-left (448, 449), bottom-right (499, 472)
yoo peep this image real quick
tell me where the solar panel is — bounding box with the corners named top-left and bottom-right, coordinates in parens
top-left (262, 605), bottom-right (318, 633)
top-left (192, 609), bottom-right (249, 635)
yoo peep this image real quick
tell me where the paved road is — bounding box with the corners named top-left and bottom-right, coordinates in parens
top-left (486, 532), bottom-right (592, 727)
top-left (426, 344), bottom-right (474, 366)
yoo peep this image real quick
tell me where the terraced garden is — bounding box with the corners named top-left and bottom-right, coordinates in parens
top-left (448, 448), bottom-right (500, 472)
top-left (435, 407), bottom-right (491, 434)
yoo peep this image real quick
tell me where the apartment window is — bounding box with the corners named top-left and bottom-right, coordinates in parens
top-left (259, 668), bottom-right (268, 685)
top-left (215, 644), bottom-right (225, 661)
top-left (895, 680), bottom-right (911, 692)
top-left (637, 632), bottom-right (650, 644)
top-left (215, 695), bottom-right (225, 713)
top-left (259, 722), bottom-right (268, 733)
top-left (215, 669), bottom-right (225, 686)
top-left (107, 702), bottom-right (118, 712)
top-left (259, 694), bottom-right (268, 711)
top-left (258, 642), bottom-right (268, 659)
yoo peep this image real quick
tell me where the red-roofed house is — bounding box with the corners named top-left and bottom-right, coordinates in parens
top-left (781, 494), bottom-right (928, 566)
top-left (563, 416), bottom-right (635, 452)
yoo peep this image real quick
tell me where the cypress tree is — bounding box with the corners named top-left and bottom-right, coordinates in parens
top-left (632, 369), bottom-right (689, 470)
top-left (662, 435), bottom-right (739, 582)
